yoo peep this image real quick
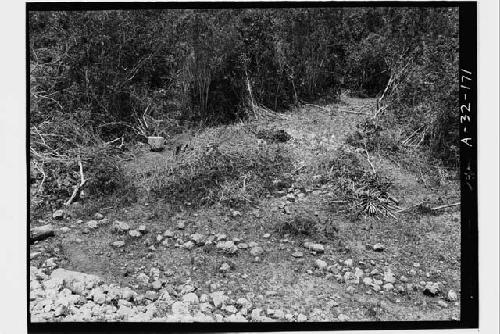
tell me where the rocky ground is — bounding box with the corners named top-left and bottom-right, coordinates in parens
top-left (29, 97), bottom-right (461, 322)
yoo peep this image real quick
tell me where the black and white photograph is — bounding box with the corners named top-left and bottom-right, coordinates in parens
top-left (14, 1), bottom-right (492, 331)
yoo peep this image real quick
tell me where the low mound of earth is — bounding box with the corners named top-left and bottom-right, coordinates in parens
top-left (29, 97), bottom-right (460, 322)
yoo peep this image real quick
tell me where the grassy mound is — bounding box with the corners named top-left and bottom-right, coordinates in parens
top-left (126, 123), bottom-right (294, 209)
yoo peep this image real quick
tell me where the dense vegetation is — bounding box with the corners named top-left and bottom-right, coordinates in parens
top-left (29, 7), bottom-right (459, 213)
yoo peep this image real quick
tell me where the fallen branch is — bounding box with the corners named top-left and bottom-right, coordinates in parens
top-left (373, 104), bottom-right (389, 118)
top-left (431, 202), bottom-right (460, 211)
top-left (64, 155), bottom-right (87, 206)
top-left (395, 201), bottom-right (425, 214)
top-left (340, 109), bottom-right (367, 115)
top-left (364, 148), bottom-right (376, 174)
top-left (35, 162), bottom-right (46, 194)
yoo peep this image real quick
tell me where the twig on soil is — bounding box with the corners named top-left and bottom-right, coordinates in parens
top-left (64, 155), bottom-right (87, 206)
top-left (431, 202), bottom-right (460, 211)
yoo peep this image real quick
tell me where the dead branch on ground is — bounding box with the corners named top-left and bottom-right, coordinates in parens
top-left (431, 202), bottom-right (460, 211)
top-left (364, 148), bottom-right (376, 174)
top-left (64, 155), bottom-right (87, 206)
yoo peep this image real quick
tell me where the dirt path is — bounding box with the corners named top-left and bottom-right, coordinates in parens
top-left (29, 97), bottom-right (460, 322)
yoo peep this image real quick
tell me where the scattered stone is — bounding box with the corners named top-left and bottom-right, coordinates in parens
top-left (182, 241), bottom-right (195, 250)
top-left (447, 289), bottom-right (458, 302)
top-left (219, 263), bottom-right (231, 273)
top-left (199, 294), bottom-right (209, 303)
top-left (271, 309), bottom-right (285, 319)
top-left (87, 220), bottom-right (99, 229)
top-left (224, 305), bottom-right (238, 314)
top-left (30, 224), bottom-right (55, 243)
top-left (236, 298), bottom-right (251, 309)
top-left (237, 243), bottom-right (249, 249)
top-left (216, 241), bottom-right (238, 254)
top-left (297, 314), bottom-right (307, 322)
top-left (53, 209), bottom-right (65, 220)
top-left (177, 221), bottom-right (185, 230)
top-left (161, 239), bottom-right (173, 247)
top-left (250, 246), bottom-right (264, 256)
top-left (145, 290), bottom-right (158, 301)
top-left (151, 280), bottom-right (162, 290)
top-left (354, 267), bottom-right (364, 279)
top-left (372, 284), bottom-right (381, 292)
top-left (251, 308), bottom-right (262, 321)
top-left (112, 241), bottom-right (125, 248)
top-left (180, 284), bottom-right (195, 295)
top-left (344, 259), bottom-right (353, 267)
top-left (344, 272), bottom-right (359, 285)
top-left (128, 230), bottom-right (142, 238)
top-left (112, 221), bottom-right (130, 233)
top-left (136, 273), bottom-right (149, 285)
top-left (91, 288), bottom-right (106, 304)
top-left (372, 243), bottom-right (385, 252)
top-left (265, 290), bottom-right (277, 296)
top-left (138, 225), bottom-right (147, 233)
top-left (231, 210), bottom-right (242, 218)
top-left (395, 284), bottom-right (406, 294)
top-left (346, 286), bottom-right (356, 294)
top-left (94, 213), bottom-right (104, 220)
top-left (210, 291), bottom-right (228, 308)
top-left (292, 251), bottom-right (304, 258)
top-left (215, 233), bottom-right (227, 241)
top-left (30, 252), bottom-right (41, 260)
top-left (171, 301), bottom-right (189, 315)
top-left (413, 262), bottom-right (421, 268)
top-left (315, 259), bottom-right (328, 270)
top-left (263, 233), bottom-right (271, 239)
top-left (190, 233), bottom-right (205, 245)
top-left (399, 275), bottom-right (408, 282)
top-left (363, 277), bottom-right (373, 285)
top-left (49, 268), bottom-right (102, 294)
top-left (338, 314), bottom-right (349, 321)
top-left (182, 292), bottom-right (199, 304)
top-left (304, 242), bottom-right (324, 253)
top-left (248, 241), bottom-right (259, 248)
top-left (156, 234), bottom-right (164, 242)
top-left (383, 269), bottom-right (396, 284)
top-left (423, 282), bottom-right (440, 297)
top-left (383, 283), bottom-right (394, 291)
top-left (437, 300), bottom-right (448, 308)
top-left (163, 230), bottom-right (174, 238)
